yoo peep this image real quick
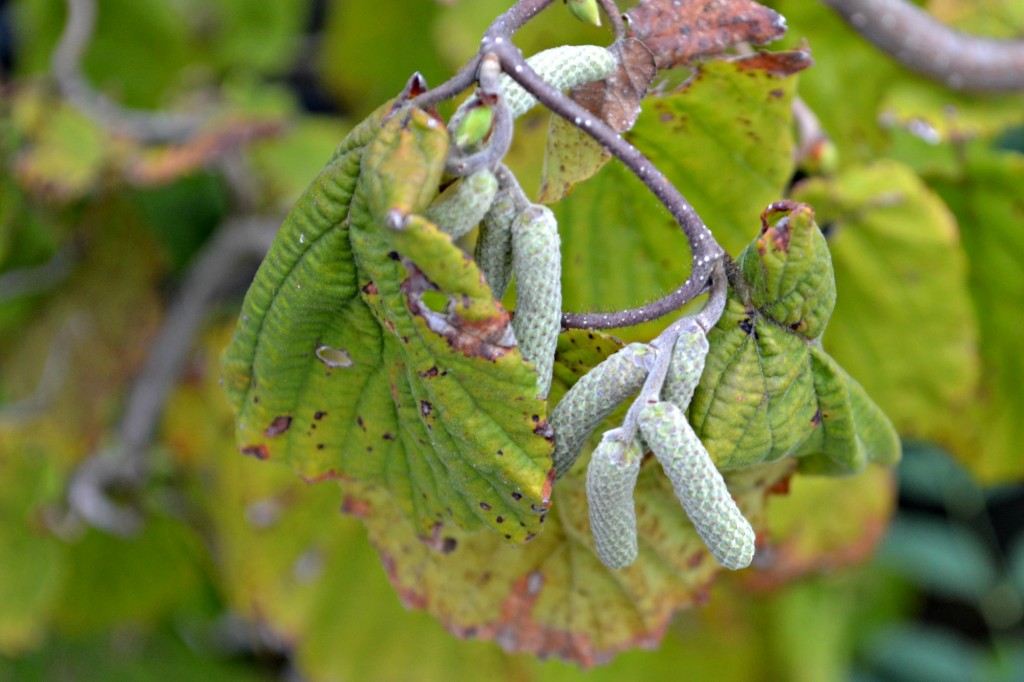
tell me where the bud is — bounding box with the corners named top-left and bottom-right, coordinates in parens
top-left (566, 0), bottom-right (602, 27)
top-left (454, 104), bottom-right (494, 149)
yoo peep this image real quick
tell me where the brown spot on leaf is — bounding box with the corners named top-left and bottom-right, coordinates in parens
top-left (420, 401), bottom-right (432, 418)
top-left (240, 444), bottom-right (270, 460)
top-left (732, 49), bottom-right (813, 77)
top-left (362, 281), bottom-right (378, 295)
top-left (480, 501), bottom-right (492, 511)
top-left (301, 469), bottom-right (346, 484)
top-left (811, 409), bottom-right (823, 426)
top-left (626, 0), bottom-right (787, 69)
top-left (340, 495), bottom-right (372, 518)
top-left (263, 416), bottom-right (292, 437)
top-left (419, 366), bottom-right (440, 378)
top-left (314, 411), bottom-right (327, 420)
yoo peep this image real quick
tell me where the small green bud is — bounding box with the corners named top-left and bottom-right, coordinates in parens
top-left (566, 0), bottom-right (602, 27)
top-left (454, 104), bottom-right (494, 149)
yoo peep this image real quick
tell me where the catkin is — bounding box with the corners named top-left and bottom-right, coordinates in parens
top-left (423, 169), bottom-right (498, 240)
top-left (638, 401), bottom-right (756, 570)
top-left (550, 343), bottom-right (651, 478)
top-left (474, 187), bottom-right (518, 300)
top-left (511, 205), bottom-right (562, 398)
top-left (586, 437), bottom-right (643, 569)
top-left (661, 321), bottom-right (709, 409)
top-left (500, 45), bottom-right (617, 119)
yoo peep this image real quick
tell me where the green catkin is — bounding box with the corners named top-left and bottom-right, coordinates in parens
top-left (423, 169), bottom-right (498, 240)
top-left (661, 320), bottom-right (709, 409)
top-left (586, 436), bottom-right (643, 569)
top-left (510, 204), bottom-right (562, 398)
top-left (638, 401), bottom-right (756, 570)
top-left (550, 343), bottom-right (651, 478)
top-left (500, 45), bottom-right (617, 119)
top-left (474, 187), bottom-right (518, 300)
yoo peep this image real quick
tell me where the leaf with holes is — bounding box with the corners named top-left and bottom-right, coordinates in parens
top-left (221, 104), bottom-right (553, 543)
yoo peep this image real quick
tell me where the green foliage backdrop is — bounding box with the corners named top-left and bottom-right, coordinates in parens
top-left (2, 0), bottom-right (1023, 680)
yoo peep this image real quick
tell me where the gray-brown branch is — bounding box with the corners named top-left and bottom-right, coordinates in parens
top-left (823, 0), bottom-right (1024, 92)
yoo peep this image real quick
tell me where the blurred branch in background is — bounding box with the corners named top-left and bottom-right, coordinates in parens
top-left (822, 0), bottom-right (1024, 91)
top-left (69, 215), bottom-right (278, 535)
top-left (51, 0), bottom-right (203, 143)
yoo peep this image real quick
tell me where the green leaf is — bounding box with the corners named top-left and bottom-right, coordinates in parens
top-left (343, 330), bottom-right (796, 665)
top-left (754, 465), bottom-right (897, 588)
top-left (739, 202), bottom-right (836, 339)
top-left (690, 203), bottom-right (900, 472)
top-left (0, 430), bottom-right (65, 654)
top-left (791, 161), bottom-right (980, 449)
top-left (52, 518), bottom-right (205, 634)
top-left (928, 147), bottom-right (1024, 481)
top-left (222, 106), bottom-right (553, 542)
top-left (552, 57), bottom-right (798, 340)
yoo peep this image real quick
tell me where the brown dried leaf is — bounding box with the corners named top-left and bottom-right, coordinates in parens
top-left (626, 0), bottom-right (788, 69)
top-left (538, 40), bottom-right (656, 204)
top-left (572, 39), bottom-right (658, 134)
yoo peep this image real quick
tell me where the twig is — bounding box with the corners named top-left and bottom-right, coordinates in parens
top-left (612, 259), bottom-right (728, 444)
top-left (412, 0), bottom-right (558, 110)
top-left (0, 314), bottom-right (90, 424)
top-left (68, 215), bottom-right (279, 534)
top-left (0, 243), bottom-right (76, 304)
top-left (822, 0), bottom-right (1024, 92)
top-left (596, 0), bottom-right (626, 41)
top-left (413, 0), bottom-right (725, 328)
top-left (51, 0), bottom-right (203, 143)
top-left (486, 40), bottom-right (725, 327)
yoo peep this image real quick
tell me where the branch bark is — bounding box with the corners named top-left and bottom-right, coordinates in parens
top-left (822, 0), bottom-right (1024, 92)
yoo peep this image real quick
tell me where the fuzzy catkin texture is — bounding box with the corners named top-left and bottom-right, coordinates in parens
top-left (474, 186), bottom-right (517, 301)
top-left (661, 321), bottom-right (709, 409)
top-left (550, 343), bottom-right (651, 478)
top-left (423, 169), bottom-right (498, 240)
top-left (638, 401), bottom-right (755, 570)
top-left (511, 205), bottom-right (561, 398)
top-left (586, 437), bottom-right (643, 569)
top-left (500, 45), bottom-right (618, 118)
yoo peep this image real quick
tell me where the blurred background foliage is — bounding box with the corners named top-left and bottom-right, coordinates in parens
top-left (1, 0), bottom-right (1023, 679)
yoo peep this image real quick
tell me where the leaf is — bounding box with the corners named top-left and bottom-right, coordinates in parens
top-left (690, 202), bottom-right (900, 472)
top-left (928, 147), bottom-right (1024, 481)
top-left (51, 518), bottom-right (205, 634)
top-left (626, 0), bottom-right (787, 69)
top-left (345, 330), bottom-right (796, 666)
top-left (0, 201), bottom-right (165, 653)
top-left (539, 40), bottom-right (657, 203)
top-left (221, 105), bottom-right (553, 542)
top-left (746, 465), bottom-right (897, 589)
top-left (791, 161), bottom-right (980, 450)
top-left (553, 57), bottom-right (800, 340)
top-left (0, 429), bottom-right (66, 654)
top-left (10, 95), bottom-right (110, 202)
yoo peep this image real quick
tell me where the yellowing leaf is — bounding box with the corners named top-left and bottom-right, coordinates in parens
top-left (222, 106), bottom-right (553, 541)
